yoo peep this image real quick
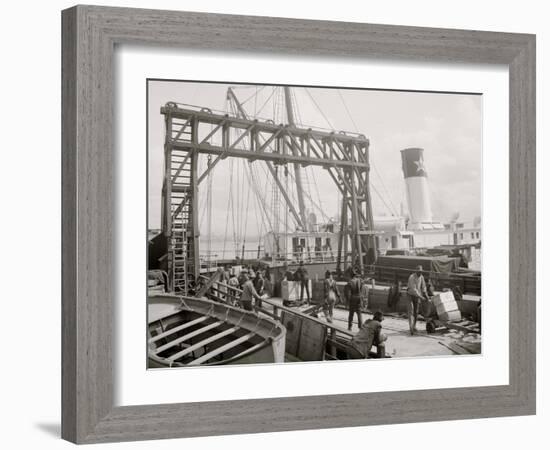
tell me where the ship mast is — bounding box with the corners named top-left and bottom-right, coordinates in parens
top-left (284, 87), bottom-right (308, 231)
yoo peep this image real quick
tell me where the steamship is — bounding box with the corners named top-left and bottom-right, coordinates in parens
top-left (261, 147), bottom-right (481, 266)
top-left (150, 85), bottom-right (481, 296)
top-left (147, 84), bottom-right (483, 367)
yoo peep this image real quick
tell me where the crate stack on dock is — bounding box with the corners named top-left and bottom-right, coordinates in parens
top-left (432, 291), bottom-right (461, 322)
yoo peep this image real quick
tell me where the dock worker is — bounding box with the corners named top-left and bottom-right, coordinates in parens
top-left (253, 271), bottom-right (265, 309)
top-left (322, 272), bottom-right (342, 323)
top-left (240, 273), bottom-right (264, 312)
top-left (283, 263), bottom-right (294, 281)
top-left (407, 265), bottom-right (429, 335)
top-left (345, 270), bottom-right (363, 331)
top-left (227, 272), bottom-right (239, 305)
top-left (360, 278), bottom-right (370, 312)
top-left (219, 266), bottom-right (230, 301)
top-left (451, 249), bottom-right (469, 268)
top-left (352, 310), bottom-right (387, 358)
top-left (238, 269), bottom-right (248, 287)
top-left (295, 261), bottom-right (311, 305)
top-left (344, 264), bottom-right (355, 281)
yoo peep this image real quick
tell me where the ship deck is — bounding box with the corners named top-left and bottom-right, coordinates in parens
top-left (262, 297), bottom-right (480, 359)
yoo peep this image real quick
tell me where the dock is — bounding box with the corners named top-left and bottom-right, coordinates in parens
top-left (262, 296), bottom-right (480, 359)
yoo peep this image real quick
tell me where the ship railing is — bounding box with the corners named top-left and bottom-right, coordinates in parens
top-left (198, 275), bottom-right (357, 359)
top-left (199, 247), bottom-right (338, 266)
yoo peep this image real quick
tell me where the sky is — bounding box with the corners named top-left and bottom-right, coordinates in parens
top-left (148, 80), bottom-right (482, 243)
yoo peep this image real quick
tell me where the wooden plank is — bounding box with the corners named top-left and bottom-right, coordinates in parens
top-left (155, 321), bottom-right (223, 354)
top-left (297, 318), bottom-right (327, 361)
top-left (189, 332), bottom-right (256, 366)
top-left (196, 270), bottom-right (222, 298)
top-left (444, 321), bottom-right (480, 335)
top-left (281, 312), bottom-right (302, 356)
top-left (438, 341), bottom-right (469, 355)
top-left (167, 326), bottom-right (240, 362)
top-left (149, 316), bottom-right (208, 344)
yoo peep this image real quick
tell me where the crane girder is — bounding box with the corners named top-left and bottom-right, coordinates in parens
top-left (161, 104), bottom-right (370, 170)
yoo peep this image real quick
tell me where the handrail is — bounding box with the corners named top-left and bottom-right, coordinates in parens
top-left (260, 297), bottom-right (355, 338)
top-left (200, 276), bottom-right (355, 338)
top-left (373, 264), bottom-right (481, 279)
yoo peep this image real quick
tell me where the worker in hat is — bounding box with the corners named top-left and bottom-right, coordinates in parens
top-left (406, 265), bottom-right (429, 335)
top-left (239, 272), bottom-right (264, 312)
top-left (345, 270), bottom-right (363, 331)
top-left (295, 261), bottom-right (311, 305)
top-left (352, 310), bottom-right (388, 358)
top-left (322, 271), bottom-right (341, 323)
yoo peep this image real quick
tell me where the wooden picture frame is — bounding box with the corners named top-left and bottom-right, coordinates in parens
top-left (62, 5), bottom-right (536, 444)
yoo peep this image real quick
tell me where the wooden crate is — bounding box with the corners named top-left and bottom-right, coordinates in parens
top-left (439, 310), bottom-right (462, 321)
top-left (281, 280), bottom-right (311, 301)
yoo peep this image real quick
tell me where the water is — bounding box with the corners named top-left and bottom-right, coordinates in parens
top-left (200, 238), bottom-right (262, 260)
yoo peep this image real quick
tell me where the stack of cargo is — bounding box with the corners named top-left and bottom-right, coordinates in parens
top-left (281, 280), bottom-right (311, 302)
top-left (432, 290), bottom-right (461, 322)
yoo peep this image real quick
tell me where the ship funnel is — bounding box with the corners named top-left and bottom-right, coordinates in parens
top-left (401, 147), bottom-right (433, 226)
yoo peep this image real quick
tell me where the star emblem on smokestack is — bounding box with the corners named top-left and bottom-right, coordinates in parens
top-left (414, 156), bottom-right (426, 175)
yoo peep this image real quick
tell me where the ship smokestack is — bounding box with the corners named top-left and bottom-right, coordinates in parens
top-left (401, 147), bottom-right (433, 227)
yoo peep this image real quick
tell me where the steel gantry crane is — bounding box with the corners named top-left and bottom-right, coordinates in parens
top-left (160, 98), bottom-right (377, 293)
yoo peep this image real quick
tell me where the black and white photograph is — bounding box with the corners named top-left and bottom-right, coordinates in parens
top-left (2, 0), bottom-right (544, 447)
top-left (147, 80), bottom-right (482, 367)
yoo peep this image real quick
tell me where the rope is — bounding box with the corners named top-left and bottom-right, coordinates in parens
top-left (336, 89), bottom-right (399, 217)
top-left (179, 298), bottom-right (193, 312)
top-left (371, 184), bottom-right (399, 219)
top-left (239, 85), bottom-right (267, 105)
top-left (255, 87), bottom-right (278, 117)
top-left (305, 88), bottom-right (334, 129)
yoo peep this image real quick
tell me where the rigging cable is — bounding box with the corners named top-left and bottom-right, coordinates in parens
top-left (305, 88), bottom-right (334, 129)
top-left (238, 85), bottom-right (267, 105)
top-left (336, 89), bottom-right (399, 217)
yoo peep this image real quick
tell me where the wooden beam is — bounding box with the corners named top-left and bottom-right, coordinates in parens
top-left (188, 331), bottom-right (256, 366)
top-left (149, 316), bottom-right (209, 344)
top-left (167, 326), bottom-right (240, 362)
top-left (190, 130), bottom-right (201, 279)
top-left (350, 169), bottom-right (364, 273)
top-left (265, 161), bottom-right (304, 230)
top-left (172, 142), bottom-right (367, 169)
top-left (195, 269), bottom-right (222, 298)
top-left (171, 151), bottom-right (192, 183)
top-left (199, 120), bottom-right (226, 145)
top-left (154, 321), bottom-right (224, 354)
top-left (162, 105), bottom-right (369, 145)
top-left (172, 116), bottom-right (192, 141)
top-left (171, 196), bottom-right (189, 222)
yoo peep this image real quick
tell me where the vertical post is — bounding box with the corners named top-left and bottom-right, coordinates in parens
top-left (336, 192), bottom-right (348, 270)
top-left (191, 118), bottom-right (201, 280)
top-left (343, 202), bottom-right (349, 269)
top-left (284, 87), bottom-right (308, 230)
top-left (362, 142), bottom-right (376, 264)
top-left (330, 328), bottom-right (337, 359)
top-left (350, 167), bottom-right (364, 274)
